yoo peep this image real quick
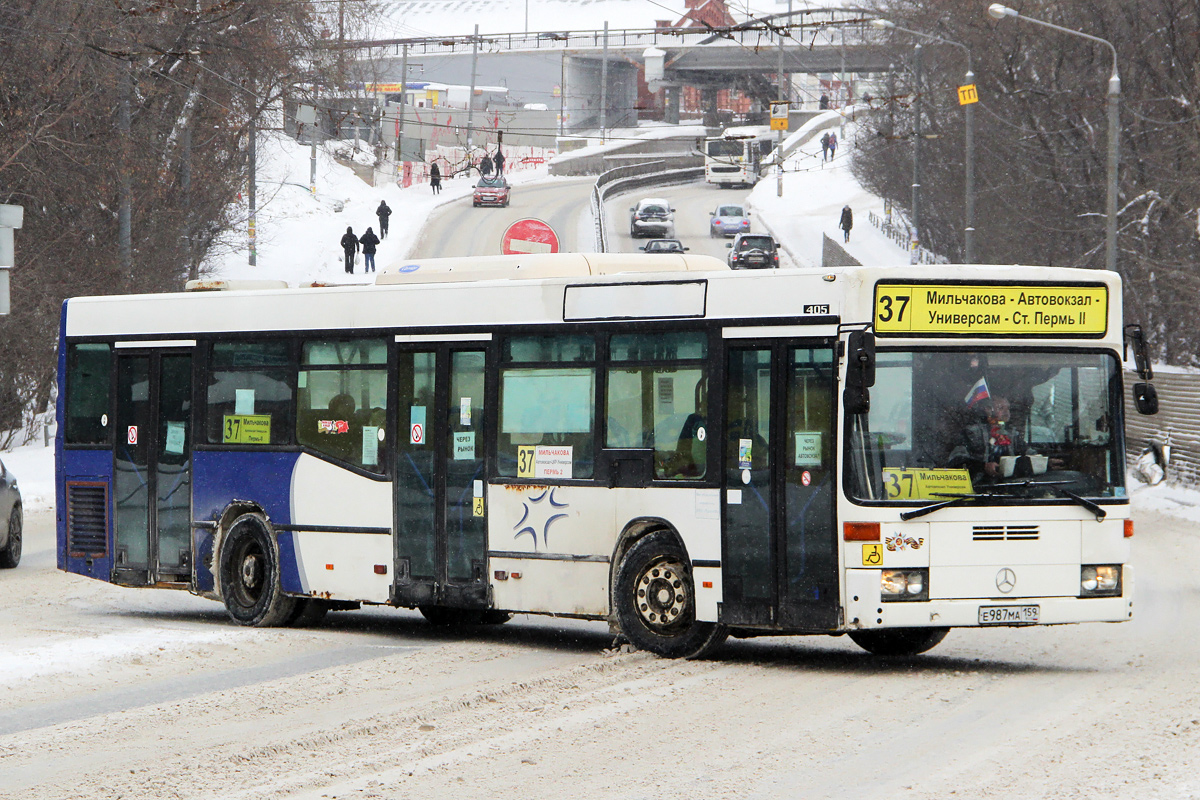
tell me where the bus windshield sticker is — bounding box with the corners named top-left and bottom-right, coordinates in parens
top-left (738, 439), bottom-right (752, 469)
top-left (794, 432), bottom-right (822, 466)
top-left (410, 406), bottom-right (426, 444)
top-left (362, 426), bottom-right (380, 463)
top-left (474, 480), bottom-right (484, 498)
top-left (517, 445), bottom-right (573, 479)
top-left (318, 419), bottom-right (349, 434)
top-left (882, 468), bottom-right (973, 501)
top-left (223, 414), bottom-right (271, 444)
top-left (165, 421), bottom-right (186, 455)
top-left (454, 431), bottom-right (475, 460)
top-left (235, 388), bottom-right (255, 415)
top-left (874, 283), bottom-right (1108, 336)
top-left (517, 445), bottom-right (536, 477)
top-left (460, 397), bottom-right (472, 426)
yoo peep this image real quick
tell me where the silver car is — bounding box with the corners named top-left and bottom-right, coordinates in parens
top-left (710, 204), bottom-right (751, 237)
top-left (0, 457), bottom-right (21, 568)
top-left (629, 198), bottom-right (676, 239)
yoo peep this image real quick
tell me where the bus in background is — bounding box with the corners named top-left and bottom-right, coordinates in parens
top-left (56, 255), bottom-right (1157, 659)
top-left (704, 126), bottom-right (775, 188)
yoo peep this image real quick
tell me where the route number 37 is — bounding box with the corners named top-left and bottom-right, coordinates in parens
top-left (876, 292), bottom-right (910, 323)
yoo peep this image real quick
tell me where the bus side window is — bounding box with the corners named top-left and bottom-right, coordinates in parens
top-left (65, 342), bottom-right (112, 444)
top-left (206, 340), bottom-right (294, 445)
top-left (296, 339), bottom-right (387, 472)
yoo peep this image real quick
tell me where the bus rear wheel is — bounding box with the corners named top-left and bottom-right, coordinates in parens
top-left (614, 531), bottom-right (726, 659)
top-left (219, 513), bottom-right (296, 627)
top-left (848, 627), bottom-right (949, 656)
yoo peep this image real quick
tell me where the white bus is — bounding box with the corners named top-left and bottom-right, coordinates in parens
top-left (56, 254), bottom-right (1156, 658)
top-left (704, 126), bottom-right (775, 188)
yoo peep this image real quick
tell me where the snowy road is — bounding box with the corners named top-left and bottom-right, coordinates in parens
top-left (2, 506), bottom-right (1199, 799)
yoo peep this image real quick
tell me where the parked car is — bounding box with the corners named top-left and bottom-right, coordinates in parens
top-left (638, 238), bottom-right (689, 254)
top-left (726, 233), bottom-right (780, 269)
top-left (473, 175), bottom-right (510, 207)
top-left (710, 203), bottom-right (751, 237)
top-left (0, 457), bottom-right (22, 568)
top-left (629, 198), bottom-right (675, 238)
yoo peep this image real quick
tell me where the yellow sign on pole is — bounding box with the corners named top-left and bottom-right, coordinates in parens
top-left (958, 84), bottom-right (979, 106)
top-left (770, 102), bottom-right (789, 131)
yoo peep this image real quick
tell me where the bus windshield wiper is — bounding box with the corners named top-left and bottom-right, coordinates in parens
top-left (991, 479), bottom-right (1107, 521)
top-left (900, 492), bottom-right (1010, 521)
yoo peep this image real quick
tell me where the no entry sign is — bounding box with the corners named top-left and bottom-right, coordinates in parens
top-left (501, 218), bottom-right (560, 255)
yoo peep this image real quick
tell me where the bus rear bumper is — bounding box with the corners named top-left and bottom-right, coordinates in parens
top-left (845, 566), bottom-right (1134, 629)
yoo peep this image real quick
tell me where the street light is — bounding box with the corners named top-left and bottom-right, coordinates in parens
top-left (988, 3), bottom-right (1120, 274)
top-left (872, 19), bottom-right (976, 264)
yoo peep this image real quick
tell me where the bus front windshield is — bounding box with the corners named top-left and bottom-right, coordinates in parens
top-left (845, 350), bottom-right (1125, 503)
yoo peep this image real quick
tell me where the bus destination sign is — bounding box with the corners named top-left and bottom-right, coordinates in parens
top-left (874, 283), bottom-right (1108, 336)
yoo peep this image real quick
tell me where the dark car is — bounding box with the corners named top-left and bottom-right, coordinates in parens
top-left (473, 175), bottom-right (510, 207)
top-left (0, 457), bottom-right (22, 568)
top-left (629, 198), bottom-right (676, 239)
top-left (638, 238), bottom-right (689, 254)
top-left (726, 233), bottom-right (779, 269)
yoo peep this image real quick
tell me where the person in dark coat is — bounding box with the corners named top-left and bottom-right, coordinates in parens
top-left (430, 162), bottom-right (442, 194)
top-left (493, 148), bottom-right (506, 175)
top-left (839, 205), bottom-right (853, 243)
top-left (828, 132), bottom-right (838, 158)
top-left (376, 200), bottom-right (392, 239)
top-left (479, 153), bottom-right (493, 176)
top-left (359, 226), bottom-right (380, 273)
top-left (340, 226), bottom-right (358, 274)
top-left (820, 132), bottom-right (831, 162)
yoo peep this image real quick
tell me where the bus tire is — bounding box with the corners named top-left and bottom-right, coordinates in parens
top-left (219, 513), bottom-right (296, 627)
top-left (288, 599), bottom-right (331, 627)
top-left (614, 531), bottom-right (727, 659)
top-left (848, 627), bottom-right (949, 656)
top-left (0, 506), bottom-right (21, 569)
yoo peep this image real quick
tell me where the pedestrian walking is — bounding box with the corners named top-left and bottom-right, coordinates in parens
top-left (828, 132), bottom-right (838, 159)
top-left (839, 205), bottom-right (853, 243)
top-left (493, 148), bottom-right (506, 175)
top-left (480, 153), bottom-right (493, 176)
top-left (820, 132), bottom-right (831, 162)
top-left (819, 93), bottom-right (829, 110)
top-left (359, 226), bottom-right (380, 273)
top-left (376, 200), bottom-right (392, 239)
top-left (430, 162), bottom-right (442, 194)
top-left (340, 226), bottom-right (359, 274)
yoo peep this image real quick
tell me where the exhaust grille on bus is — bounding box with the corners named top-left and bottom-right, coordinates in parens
top-left (67, 482), bottom-right (109, 557)
top-left (973, 524), bottom-right (1039, 541)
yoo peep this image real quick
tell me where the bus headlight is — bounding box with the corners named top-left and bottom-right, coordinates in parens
top-left (1081, 565), bottom-right (1122, 597)
top-left (880, 569), bottom-right (929, 602)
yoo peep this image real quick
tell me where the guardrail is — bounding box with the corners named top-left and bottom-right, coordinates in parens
top-left (591, 162), bottom-right (704, 251)
top-left (867, 209), bottom-right (947, 266)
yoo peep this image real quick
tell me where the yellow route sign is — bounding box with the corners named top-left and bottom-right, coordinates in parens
top-left (883, 468), bottom-right (973, 501)
top-left (874, 283), bottom-right (1108, 336)
top-left (958, 84), bottom-right (979, 105)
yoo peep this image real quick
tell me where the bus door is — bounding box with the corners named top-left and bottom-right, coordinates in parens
top-left (112, 346), bottom-right (193, 586)
top-left (393, 344), bottom-right (491, 609)
top-left (722, 340), bottom-right (839, 630)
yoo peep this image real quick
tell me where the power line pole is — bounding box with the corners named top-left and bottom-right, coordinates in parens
top-left (467, 24), bottom-right (479, 158)
top-left (911, 44), bottom-right (922, 264)
top-left (600, 21), bottom-right (609, 141)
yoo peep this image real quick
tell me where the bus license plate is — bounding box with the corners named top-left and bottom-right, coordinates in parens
top-left (978, 605), bottom-right (1040, 625)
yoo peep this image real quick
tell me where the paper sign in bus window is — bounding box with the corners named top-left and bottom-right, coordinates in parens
top-left (460, 397), bottom-right (472, 426)
top-left (165, 421), bottom-right (186, 455)
top-left (882, 468), bottom-right (973, 500)
top-left (235, 388), bottom-right (255, 415)
top-left (410, 406), bottom-right (426, 445)
top-left (362, 426), bottom-right (380, 464)
top-left (794, 431), bottom-right (823, 466)
top-left (454, 431), bottom-right (476, 460)
top-left (738, 439), bottom-right (752, 469)
top-left (516, 444), bottom-right (573, 479)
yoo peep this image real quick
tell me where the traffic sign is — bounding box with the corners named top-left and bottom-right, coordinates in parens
top-left (770, 101), bottom-right (789, 131)
top-left (501, 218), bottom-right (560, 255)
top-left (958, 84), bottom-right (979, 106)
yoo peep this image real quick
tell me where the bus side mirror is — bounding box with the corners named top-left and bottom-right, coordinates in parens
top-left (1133, 382), bottom-right (1159, 416)
top-left (1123, 324), bottom-right (1153, 380)
top-left (843, 330), bottom-right (876, 414)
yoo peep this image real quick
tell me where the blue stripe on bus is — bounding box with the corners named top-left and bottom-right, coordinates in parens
top-left (192, 449), bottom-right (302, 593)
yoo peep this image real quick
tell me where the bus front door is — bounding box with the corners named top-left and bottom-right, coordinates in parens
top-left (394, 347), bottom-right (490, 611)
top-left (722, 342), bottom-right (838, 631)
top-left (112, 349), bottom-right (193, 587)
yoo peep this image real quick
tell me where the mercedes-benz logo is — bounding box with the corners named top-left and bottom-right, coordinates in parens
top-left (996, 568), bottom-right (1017, 594)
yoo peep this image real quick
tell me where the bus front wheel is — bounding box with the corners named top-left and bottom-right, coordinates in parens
top-left (848, 627), bottom-right (948, 656)
top-left (219, 513), bottom-right (297, 627)
top-left (614, 531), bottom-right (727, 659)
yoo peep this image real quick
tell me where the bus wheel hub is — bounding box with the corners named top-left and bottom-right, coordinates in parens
top-left (636, 561), bottom-right (687, 628)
